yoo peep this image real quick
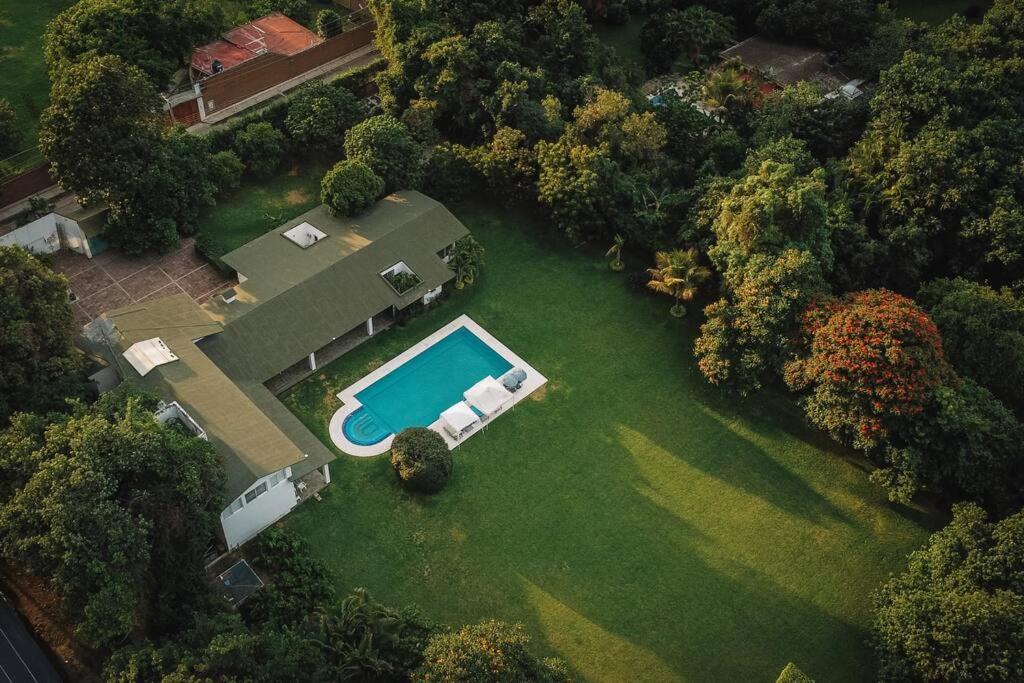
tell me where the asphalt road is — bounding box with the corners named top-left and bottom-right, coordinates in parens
top-left (0, 595), bottom-right (61, 683)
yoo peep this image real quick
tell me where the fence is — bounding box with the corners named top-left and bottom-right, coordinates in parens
top-left (0, 160), bottom-right (53, 211)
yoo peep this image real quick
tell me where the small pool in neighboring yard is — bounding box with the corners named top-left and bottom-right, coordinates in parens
top-left (341, 326), bottom-right (512, 446)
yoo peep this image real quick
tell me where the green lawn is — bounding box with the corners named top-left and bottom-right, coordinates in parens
top-left (280, 200), bottom-right (938, 682)
top-left (0, 0), bottom-right (73, 159)
top-left (195, 159), bottom-right (329, 260)
top-left (594, 17), bottom-right (646, 68)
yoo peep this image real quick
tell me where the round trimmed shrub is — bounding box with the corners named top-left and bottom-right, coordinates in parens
top-left (315, 8), bottom-right (343, 38)
top-left (285, 82), bottom-right (362, 149)
top-left (390, 427), bottom-right (452, 493)
top-left (343, 114), bottom-right (423, 192)
top-left (209, 150), bottom-right (244, 195)
top-left (321, 159), bottom-right (383, 216)
top-left (233, 122), bottom-right (285, 178)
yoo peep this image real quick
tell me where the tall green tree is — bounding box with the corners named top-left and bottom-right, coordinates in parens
top-left (344, 114), bottom-right (423, 192)
top-left (39, 54), bottom-right (162, 204)
top-left (0, 247), bottom-right (88, 426)
top-left (756, 0), bottom-right (876, 49)
top-left (640, 6), bottom-right (734, 75)
top-left (872, 503), bottom-right (1024, 682)
top-left (646, 248), bottom-right (711, 317)
top-left (285, 82), bottom-right (364, 150)
top-left (0, 388), bottom-right (224, 647)
top-left (0, 98), bottom-right (20, 158)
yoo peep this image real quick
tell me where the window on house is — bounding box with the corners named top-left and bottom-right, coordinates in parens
top-left (244, 482), bottom-right (268, 504)
top-left (224, 497), bottom-right (243, 517)
top-left (268, 470), bottom-right (287, 488)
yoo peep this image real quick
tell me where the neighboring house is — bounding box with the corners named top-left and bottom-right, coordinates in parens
top-left (720, 36), bottom-right (865, 98)
top-left (0, 205), bottom-right (108, 258)
top-left (165, 11), bottom-right (376, 125)
top-left (87, 191), bottom-right (469, 549)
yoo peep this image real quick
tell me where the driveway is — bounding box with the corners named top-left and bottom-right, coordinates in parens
top-left (0, 595), bottom-right (61, 683)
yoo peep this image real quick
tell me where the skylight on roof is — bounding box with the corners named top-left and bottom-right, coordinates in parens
top-left (283, 222), bottom-right (327, 248)
top-left (122, 337), bottom-right (178, 376)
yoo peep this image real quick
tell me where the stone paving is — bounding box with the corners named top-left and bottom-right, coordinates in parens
top-left (54, 238), bottom-right (232, 326)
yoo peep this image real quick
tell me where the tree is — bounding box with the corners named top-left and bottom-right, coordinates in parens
top-left (0, 98), bottom-right (20, 158)
top-left (606, 234), bottom-right (625, 271)
top-left (846, 6), bottom-right (927, 79)
top-left (525, 0), bottom-right (600, 83)
top-left (917, 278), bottom-right (1024, 414)
top-left (390, 427), bottom-right (453, 493)
top-left (0, 388), bottom-right (224, 647)
top-left (285, 82), bottom-right (363, 150)
top-left (756, 0), bottom-right (876, 49)
top-left (646, 248), bottom-right (710, 317)
top-left (752, 82), bottom-right (868, 162)
top-left (248, 0), bottom-right (310, 20)
top-left (210, 149), bottom-right (245, 195)
top-left (44, 0), bottom-right (224, 87)
top-left (315, 8), bottom-right (344, 38)
top-left (641, 6), bottom-right (734, 75)
top-left (39, 54), bottom-right (161, 204)
top-left (701, 62), bottom-right (758, 126)
top-left (344, 115), bottom-right (422, 192)
top-left (321, 159), bottom-right (384, 216)
top-left (415, 620), bottom-right (569, 682)
top-left (474, 126), bottom-right (537, 202)
top-left (777, 663), bottom-right (814, 683)
top-left (0, 247), bottom-right (88, 426)
top-left (234, 122), bottom-right (287, 178)
top-left (785, 290), bottom-right (954, 452)
top-left (696, 249), bottom-right (827, 394)
top-left (872, 503), bottom-right (1024, 682)
top-left (448, 235), bottom-right (484, 289)
top-left (106, 126), bottom-right (218, 254)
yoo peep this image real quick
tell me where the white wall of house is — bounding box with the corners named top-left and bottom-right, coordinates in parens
top-left (220, 466), bottom-right (297, 549)
top-left (0, 213), bottom-right (92, 257)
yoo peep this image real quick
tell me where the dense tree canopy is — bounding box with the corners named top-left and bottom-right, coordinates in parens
top-left (756, 0), bottom-right (876, 49)
top-left (0, 98), bottom-right (20, 158)
top-left (0, 247), bottom-right (88, 426)
top-left (0, 388), bottom-right (223, 648)
top-left (285, 82), bottom-right (364, 150)
top-left (39, 54), bottom-right (162, 204)
top-left (640, 5), bottom-right (734, 75)
top-left (872, 503), bottom-right (1024, 682)
top-left (415, 620), bottom-right (569, 682)
top-left (344, 114), bottom-right (423, 192)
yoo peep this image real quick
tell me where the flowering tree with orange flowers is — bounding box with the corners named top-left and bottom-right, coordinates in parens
top-left (785, 289), bottom-right (954, 451)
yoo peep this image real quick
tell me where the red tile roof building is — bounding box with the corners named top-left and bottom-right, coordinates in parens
top-left (190, 12), bottom-right (322, 81)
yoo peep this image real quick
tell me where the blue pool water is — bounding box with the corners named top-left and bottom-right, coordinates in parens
top-left (342, 326), bottom-right (513, 446)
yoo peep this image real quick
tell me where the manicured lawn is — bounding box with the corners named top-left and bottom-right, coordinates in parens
top-left (195, 159), bottom-right (329, 260)
top-left (280, 200), bottom-right (938, 681)
top-left (0, 0), bottom-right (73, 158)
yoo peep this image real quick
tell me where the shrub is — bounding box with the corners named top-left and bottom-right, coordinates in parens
top-left (415, 620), bottom-right (569, 682)
top-left (315, 8), bottom-right (344, 38)
top-left (247, 0), bottom-right (309, 20)
top-left (241, 527), bottom-right (335, 627)
top-left (448, 236), bottom-right (484, 289)
top-left (285, 82), bottom-right (362, 150)
top-left (343, 114), bottom-right (422, 192)
top-left (321, 159), bottom-right (384, 216)
top-left (0, 98), bottom-right (19, 157)
top-left (209, 150), bottom-right (244, 195)
top-left (233, 122), bottom-right (286, 178)
top-left (776, 662), bottom-right (814, 683)
top-left (390, 428), bottom-right (452, 493)
top-left (422, 143), bottom-right (482, 201)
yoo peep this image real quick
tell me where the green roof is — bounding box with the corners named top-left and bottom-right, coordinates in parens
top-left (99, 294), bottom-right (328, 500)
top-left (201, 191), bottom-right (468, 382)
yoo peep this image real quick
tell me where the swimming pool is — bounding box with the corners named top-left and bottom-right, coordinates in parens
top-left (341, 326), bottom-right (513, 446)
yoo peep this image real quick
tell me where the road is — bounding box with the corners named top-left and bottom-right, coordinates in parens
top-left (0, 594), bottom-right (61, 683)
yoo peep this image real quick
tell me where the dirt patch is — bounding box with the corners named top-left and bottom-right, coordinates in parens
top-left (283, 188), bottom-right (310, 205)
top-left (530, 383), bottom-right (552, 401)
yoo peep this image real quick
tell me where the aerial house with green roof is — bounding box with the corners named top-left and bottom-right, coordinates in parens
top-left (88, 192), bottom-right (470, 549)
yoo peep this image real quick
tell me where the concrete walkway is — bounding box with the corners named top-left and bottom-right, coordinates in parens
top-left (188, 44), bottom-right (380, 134)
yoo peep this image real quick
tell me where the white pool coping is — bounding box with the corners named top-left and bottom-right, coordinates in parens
top-left (328, 314), bottom-right (547, 457)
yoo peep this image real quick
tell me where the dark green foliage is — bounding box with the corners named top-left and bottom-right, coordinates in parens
top-left (321, 159), bottom-right (384, 216)
top-left (39, 54), bottom-right (162, 204)
top-left (525, 0), bottom-right (601, 84)
top-left (343, 114), bottom-right (423, 192)
top-left (752, 82), bottom-right (869, 162)
top-left (918, 278), bottom-right (1024, 413)
top-left (415, 619), bottom-right (569, 682)
top-left (756, 0), bottom-right (876, 49)
top-left (210, 150), bottom-right (245, 195)
top-left (872, 503), bottom-right (1024, 682)
top-left (0, 387), bottom-right (224, 648)
top-left (0, 247), bottom-right (88, 426)
top-left (241, 527), bottom-right (335, 628)
top-left (777, 662), bottom-right (815, 683)
top-left (44, 0), bottom-right (224, 87)
top-left (846, 6), bottom-right (928, 79)
top-left (448, 235), bottom-right (485, 289)
top-left (285, 82), bottom-right (363, 150)
top-left (316, 8), bottom-right (344, 38)
top-left (234, 122), bottom-right (287, 178)
top-left (390, 427), bottom-right (452, 493)
top-left (106, 127), bottom-right (218, 254)
top-left (640, 5), bottom-right (734, 75)
top-left (248, 0), bottom-right (310, 20)
top-left (0, 98), bottom-right (20, 158)
top-left (422, 142), bottom-right (483, 201)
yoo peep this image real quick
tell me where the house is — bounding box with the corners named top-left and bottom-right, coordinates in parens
top-left (189, 13), bottom-right (322, 82)
top-left (0, 205), bottom-right (108, 258)
top-left (720, 36), bottom-right (864, 98)
top-left (88, 191), bottom-right (470, 549)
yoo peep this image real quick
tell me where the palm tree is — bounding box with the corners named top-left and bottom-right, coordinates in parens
top-left (646, 248), bottom-right (711, 317)
top-left (606, 234), bottom-right (626, 271)
top-left (702, 61), bottom-right (756, 113)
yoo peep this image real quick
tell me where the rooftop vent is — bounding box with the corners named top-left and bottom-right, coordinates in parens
top-left (122, 337), bottom-right (178, 376)
top-left (221, 287), bottom-right (237, 303)
top-left (282, 222), bottom-right (328, 248)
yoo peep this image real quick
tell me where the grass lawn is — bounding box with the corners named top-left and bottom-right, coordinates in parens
top-left (195, 159), bottom-right (330, 260)
top-left (0, 0), bottom-right (73, 158)
top-left (280, 200), bottom-right (939, 682)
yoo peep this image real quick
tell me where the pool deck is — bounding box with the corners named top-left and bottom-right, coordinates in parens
top-left (328, 314), bottom-right (547, 457)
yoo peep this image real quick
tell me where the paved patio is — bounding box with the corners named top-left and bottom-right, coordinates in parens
top-left (54, 238), bottom-right (232, 326)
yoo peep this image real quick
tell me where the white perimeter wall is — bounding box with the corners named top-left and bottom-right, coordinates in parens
top-left (0, 213), bottom-right (92, 257)
top-left (220, 467), bottom-right (297, 549)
